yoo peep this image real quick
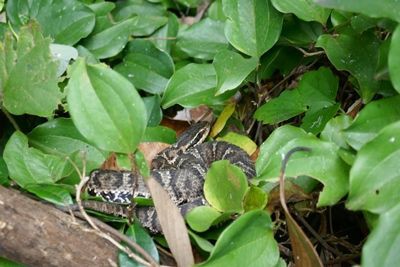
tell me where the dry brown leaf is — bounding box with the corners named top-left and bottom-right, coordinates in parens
top-left (279, 147), bottom-right (323, 267)
top-left (284, 209), bottom-right (323, 267)
top-left (146, 178), bottom-right (194, 267)
top-left (267, 181), bottom-right (313, 213)
top-left (138, 142), bottom-right (170, 166)
top-left (100, 152), bottom-right (119, 170)
top-left (171, 105), bottom-right (213, 123)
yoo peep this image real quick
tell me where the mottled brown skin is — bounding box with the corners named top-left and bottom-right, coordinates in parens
top-left (87, 122), bottom-right (256, 233)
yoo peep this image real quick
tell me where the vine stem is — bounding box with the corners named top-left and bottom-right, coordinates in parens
top-left (279, 147), bottom-right (311, 216)
top-left (1, 107), bottom-right (21, 131)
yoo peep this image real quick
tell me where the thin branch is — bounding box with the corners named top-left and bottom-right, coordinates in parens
top-left (292, 210), bottom-right (344, 257)
top-left (295, 47), bottom-right (325, 57)
top-left (1, 107), bottom-right (21, 131)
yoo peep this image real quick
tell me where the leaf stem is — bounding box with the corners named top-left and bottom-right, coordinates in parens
top-left (1, 106), bottom-right (21, 131)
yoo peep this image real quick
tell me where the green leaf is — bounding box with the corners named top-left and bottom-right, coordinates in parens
top-left (389, 25), bottom-right (400, 93)
top-left (87, 2), bottom-right (116, 16)
top-left (256, 125), bottom-right (349, 206)
top-left (130, 15), bottom-right (168, 36)
top-left (343, 96), bottom-right (400, 150)
top-left (25, 184), bottom-right (73, 206)
top-left (271, 0), bottom-right (331, 24)
top-left (208, 0), bottom-right (227, 21)
top-left (76, 45), bottom-right (99, 64)
top-left (199, 210), bottom-right (279, 267)
top-left (217, 132), bottom-right (257, 156)
top-left (151, 13), bottom-right (179, 53)
top-left (242, 186), bottom-right (268, 212)
top-left (213, 50), bottom-right (258, 95)
top-left (186, 206), bottom-right (223, 232)
top-left (3, 132), bottom-right (69, 187)
top-left (66, 58), bottom-right (147, 153)
top-left (50, 44), bottom-right (78, 77)
top-left (255, 67), bottom-right (339, 134)
top-left (6, 0), bottom-right (95, 45)
top-left (320, 115), bottom-right (353, 149)
top-left (1, 23), bottom-right (61, 116)
top-left (176, 18), bottom-right (228, 60)
top-left (316, 31), bottom-right (380, 102)
top-left (204, 160), bottom-right (249, 213)
top-left (162, 63), bottom-right (233, 108)
top-left (314, 0), bottom-right (400, 23)
top-left (109, 0), bottom-right (167, 36)
top-left (0, 157), bottom-right (9, 185)
top-left (347, 121), bottom-right (400, 213)
top-left (254, 89), bottom-right (307, 124)
top-left (258, 47), bottom-right (303, 79)
top-left (177, 0), bottom-right (203, 7)
top-left (301, 103), bottom-right (340, 134)
top-left (222, 0), bottom-right (283, 58)
top-left (142, 95), bottom-right (163, 126)
top-left (0, 257), bottom-right (25, 267)
top-left (350, 15), bottom-right (378, 34)
top-left (114, 39), bottom-right (174, 94)
top-left (142, 126), bottom-right (176, 144)
top-left (188, 231), bottom-right (214, 253)
top-left (113, 0), bottom-right (166, 21)
top-left (119, 222), bottom-right (159, 267)
top-left (280, 17), bottom-right (323, 46)
top-left (82, 18), bottom-right (136, 59)
top-left (361, 203), bottom-right (400, 267)
top-left (28, 118), bottom-right (106, 173)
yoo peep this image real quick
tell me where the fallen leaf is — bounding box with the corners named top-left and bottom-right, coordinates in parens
top-left (138, 142), bottom-right (170, 166)
top-left (146, 177), bottom-right (195, 267)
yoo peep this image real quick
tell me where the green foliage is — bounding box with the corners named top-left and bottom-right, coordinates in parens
top-left (222, 0), bottom-right (283, 58)
top-left (361, 203), bottom-right (400, 267)
top-left (255, 67), bottom-right (339, 134)
top-left (199, 210), bottom-right (280, 267)
top-left (4, 132), bottom-right (70, 187)
top-left (162, 63), bottom-right (233, 108)
top-left (115, 40), bottom-right (174, 94)
top-left (343, 96), bottom-right (400, 150)
top-left (271, 0), bottom-right (331, 24)
top-left (119, 222), bottom-right (159, 267)
top-left (213, 50), bottom-right (258, 95)
top-left (186, 206), bottom-right (223, 232)
top-left (176, 18), bottom-right (228, 60)
top-left (204, 160), bottom-right (249, 213)
top-left (256, 125), bottom-right (349, 206)
top-left (389, 25), bottom-right (400, 92)
top-left (316, 31), bottom-right (380, 102)
top-left (1, 0), bottom-right (400, 265)
top-left (66, 58), bottom-right (147, 153)
top-left (347, 121), bottom-right (400, 213)
top-left (0, 22), bottom-right (61, 116)
top-left (6, 0), bottom-right (95, 45)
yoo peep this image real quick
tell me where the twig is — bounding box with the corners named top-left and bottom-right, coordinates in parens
top-left (1, 107), bottom-right (21, 131)
top-left (295, 47), bottom-right (325, 57)
top-left (66, 210), bottom-right (164, 267)
top-left (292, 210), bottom-right (344, 257)
top-left (193, 0), bottom-right (211, 23)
